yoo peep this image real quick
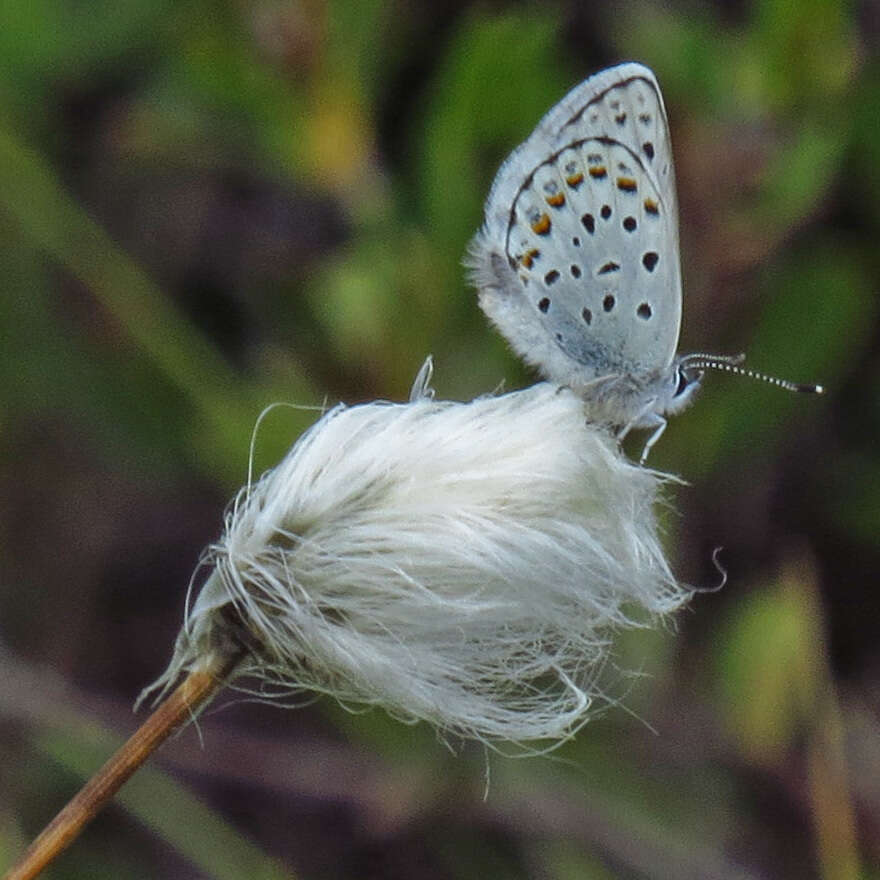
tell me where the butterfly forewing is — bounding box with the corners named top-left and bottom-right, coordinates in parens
top-left (475, 63), bottom-right (682, 383)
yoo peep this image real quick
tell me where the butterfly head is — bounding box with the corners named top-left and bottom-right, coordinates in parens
top-left (665, 357), bottom-right (706, 416)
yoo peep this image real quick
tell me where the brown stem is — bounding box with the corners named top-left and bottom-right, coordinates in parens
top-left (3, 647), bottom-right (244, 880)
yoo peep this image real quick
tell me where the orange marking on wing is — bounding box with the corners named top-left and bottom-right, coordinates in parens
top-left (545, 192), bottom-right (566, 208)
top-left (616, 177), bottom-right (637, 192)
top-left (531, 213), bottom-right (552, 235)
top-left (565, 172), bottom-right (584, 187)
top-left (588, 166), bottom-right (607, 179)
top-left (519, 248), bottom-right (541, 269)
top-left (644, 198), bottom-right (659, 215)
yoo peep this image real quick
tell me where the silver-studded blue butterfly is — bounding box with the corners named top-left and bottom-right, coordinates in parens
top-left (467, 62), bottom-right (821, 462)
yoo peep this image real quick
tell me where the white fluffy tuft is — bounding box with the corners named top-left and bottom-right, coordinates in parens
top-left (144, 367), bottom-right (691, 745)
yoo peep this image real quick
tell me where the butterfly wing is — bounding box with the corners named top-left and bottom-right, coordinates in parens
top-left (468, 62), bottom-right (682, 390)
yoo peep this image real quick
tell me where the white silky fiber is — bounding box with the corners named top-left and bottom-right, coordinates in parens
top-left (146, 372), bottom-right (691, 745)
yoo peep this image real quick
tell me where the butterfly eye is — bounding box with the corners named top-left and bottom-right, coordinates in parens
top-left (674, 369), bottom-right (690, 397)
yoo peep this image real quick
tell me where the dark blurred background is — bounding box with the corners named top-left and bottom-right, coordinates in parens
top-left (0, 1), bottom-right (878, 878)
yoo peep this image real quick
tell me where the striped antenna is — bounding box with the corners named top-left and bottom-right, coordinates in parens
top-left (680, 353), bottom-right (823, 394)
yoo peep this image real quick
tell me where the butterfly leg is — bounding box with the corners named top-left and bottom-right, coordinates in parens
top-left (617, 407), bottom-right (666, 465)
top-left (617, 396), bottom-right (666, 464)
top-left (637, 413), bottom-right (667, 465)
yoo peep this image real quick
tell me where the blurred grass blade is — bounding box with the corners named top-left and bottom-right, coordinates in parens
top-left (0, 125), bottom-right (272, 479)
top-left (37, 728), bottom-right (295, 880)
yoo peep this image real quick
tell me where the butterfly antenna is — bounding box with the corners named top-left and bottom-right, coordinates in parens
top-left (681, 353), bottom-right (823, 394)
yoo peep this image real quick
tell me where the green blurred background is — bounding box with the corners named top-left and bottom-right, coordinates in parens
top-left (0, 0), bottom-right (877, 877)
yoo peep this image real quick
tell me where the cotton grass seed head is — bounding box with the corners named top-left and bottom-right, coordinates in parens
top-left (145, 363), bottom-right (691, 745)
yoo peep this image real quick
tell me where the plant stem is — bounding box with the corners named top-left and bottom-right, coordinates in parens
top-left (3, 647), bottom-right (244, 880)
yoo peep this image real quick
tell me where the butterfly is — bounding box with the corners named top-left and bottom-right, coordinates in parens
top-left (467, 62), bottom-right (821, 462)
